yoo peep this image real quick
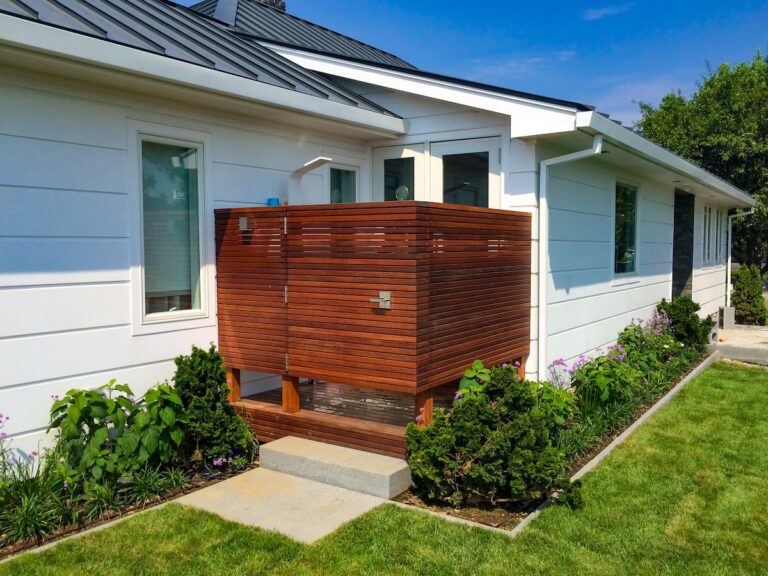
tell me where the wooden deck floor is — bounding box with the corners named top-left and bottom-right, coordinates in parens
top-left (244, 380), bottom-right (456, 427)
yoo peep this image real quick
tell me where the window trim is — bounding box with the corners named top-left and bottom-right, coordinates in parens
top-left (327, 164), bottom-right (360, 204)
top-left (372, 143), bottom-right (427, 201)
top-left (429, 137), bottom-right (502, 208)
top-left (128, 120), bottom-right (215, 336)
top-left (702, 204), bottom-right (725, 267)
top-left (612, 180), bottom-right (640, 281)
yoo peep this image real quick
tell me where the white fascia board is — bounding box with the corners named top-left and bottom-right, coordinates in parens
top-left (578, 111), bottom-right (754, 207)
top-left (0, 15), bottom-right (406, 136)
top-left (268, 44), bottom-right (580, 138)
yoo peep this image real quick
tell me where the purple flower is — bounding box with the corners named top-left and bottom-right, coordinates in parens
top-left (63, 480), bottom-right (69, 491)
top-left (213, 457), bottom-right (225, 467)
top-left (29, 451), bottom-right (38, 459)
top-left (513, 361), bottom-right (521, 368)
top-left (454, 391), bottom-right (464, 400)
top-left (414, 414), bottom-right (424, 423)
top-left (501, 363), bottom-right (508, 368)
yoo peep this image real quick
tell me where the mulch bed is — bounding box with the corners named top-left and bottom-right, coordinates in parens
top-left (0, 463), bottom-right (260, 560)
top-left (396, 355), bottom-right (710, 531)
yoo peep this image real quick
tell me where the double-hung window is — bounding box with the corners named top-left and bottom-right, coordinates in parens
top-left (140, 138), bottom-right (204, 318)
top-left (614, 183), bottom-right (638, 275)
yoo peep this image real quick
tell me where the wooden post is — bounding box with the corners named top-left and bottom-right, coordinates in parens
top-left (226, 367), bottom-right (241, 403)
top-left (516, 357), bottom-right (526, 381)
top-left (282, 375), bottom-right (301, 413)
top-left (414, 390), bottom-right (434, 428)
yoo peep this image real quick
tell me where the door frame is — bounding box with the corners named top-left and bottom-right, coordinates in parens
top-left (429, 137), bottom-right (501, 208)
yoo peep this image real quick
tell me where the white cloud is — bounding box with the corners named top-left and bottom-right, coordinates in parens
top-left (471, 50), bottom-right (577, 81)
top-left (583, 3), bottom-right (634, 21)
top-left (592, 73), bottom-right (695, 126)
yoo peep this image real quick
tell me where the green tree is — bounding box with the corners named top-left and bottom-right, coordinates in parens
top-left (635, 52), bottom-right (768, 268)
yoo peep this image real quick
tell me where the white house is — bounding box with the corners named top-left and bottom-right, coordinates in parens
top-left (0, 0), bottom-right (754, 453)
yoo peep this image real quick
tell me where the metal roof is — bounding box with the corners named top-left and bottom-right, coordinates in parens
top-left (0, 0), bottom-right (397, 114)
top-left (191, 0), bottom-right (416, 69)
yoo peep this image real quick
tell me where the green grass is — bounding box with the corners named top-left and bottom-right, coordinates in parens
top-left (4, 361), bottom-right (768, 576)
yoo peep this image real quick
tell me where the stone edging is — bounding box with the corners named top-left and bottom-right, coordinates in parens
top-left (403, 351), bottom-right (722, 539)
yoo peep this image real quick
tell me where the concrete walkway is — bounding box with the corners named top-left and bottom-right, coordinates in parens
top-left (176, 467), bottom-right (385, 543)
top-left (716, 326), bottom-right (768, 365)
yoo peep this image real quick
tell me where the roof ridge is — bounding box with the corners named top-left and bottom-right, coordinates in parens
top-left (190, 0), bottom-right (416, 68)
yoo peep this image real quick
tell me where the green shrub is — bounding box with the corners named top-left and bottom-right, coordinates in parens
top-left (406, 363), bottom-right (576, 506)
top-left (82, 481), bottom-right (122, 521)
top-left (49, 380), bottom-right (188, 483)
top-left (172, 345), bottom-right (255, 467)
top-left (732, 265), bottom-right (768, 325)
top-left (570, 355), bottom-right (644, 415)
top-left (657, 295), bottom-right (715, 351)
top-left (0, 493), bottom-right (61, 546)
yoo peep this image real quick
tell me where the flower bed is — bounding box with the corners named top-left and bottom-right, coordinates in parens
top-left (401, 296), bottom-right (715, 528)
top-left (0, 344), bottom-right (257, 556)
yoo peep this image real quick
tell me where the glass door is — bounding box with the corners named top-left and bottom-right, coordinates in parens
top-left (372, 144), bottom-right (426, 201)
top-left (429, 138), bottom-right (501, 208)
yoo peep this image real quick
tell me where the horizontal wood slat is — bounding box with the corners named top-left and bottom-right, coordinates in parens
top-left (215, 201), bottom-right (531, 395)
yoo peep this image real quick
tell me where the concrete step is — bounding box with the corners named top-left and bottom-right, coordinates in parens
top-left (259, 436), bottom-right (412, 499)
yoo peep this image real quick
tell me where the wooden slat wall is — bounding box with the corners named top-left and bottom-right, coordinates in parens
top-left (215, 202), bottom-right (531, 395)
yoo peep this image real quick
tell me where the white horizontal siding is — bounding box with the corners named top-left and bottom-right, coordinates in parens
top-left (0, 66), bottom-right (374, 448)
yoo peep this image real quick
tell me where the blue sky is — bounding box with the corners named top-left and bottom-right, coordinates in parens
top-left (233, 0), bottom-right (768, 125)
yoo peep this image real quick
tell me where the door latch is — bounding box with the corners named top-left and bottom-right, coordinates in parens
top-left (370, 290), bottom-right (392, 310)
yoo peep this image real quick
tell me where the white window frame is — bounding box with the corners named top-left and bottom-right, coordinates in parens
top-left (128, 120), bottom-right (216, 336)
top-left (702, 204), bottom-right (714, 266)
top-left (372, 143), bottom-right (427, 201)
top-left (612, 180), bottom-right (640, 281)
top-left (327, 164), bottom-right (360, 204)
top-left (429, 137), bottom-right (502, 208)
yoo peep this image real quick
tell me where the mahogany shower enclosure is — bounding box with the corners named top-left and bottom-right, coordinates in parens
top-left (214, 201), bottom-right (531, 457)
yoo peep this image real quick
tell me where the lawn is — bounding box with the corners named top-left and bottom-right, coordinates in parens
top-left (4, 361), bottom-right (768, 576)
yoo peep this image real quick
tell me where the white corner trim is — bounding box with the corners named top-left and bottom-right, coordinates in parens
top-left (0, 15), bottom-right (406, 136)
top-left (577, 112), bottom-right (754, 207)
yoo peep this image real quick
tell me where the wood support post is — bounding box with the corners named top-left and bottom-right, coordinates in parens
top-left (415, 390), bottom-right (434, 428)
top-left (226, 367), bottom-right (241, 403)
top-left (282, 375), bottom-right (301, 414)
top-left (517, 357), bottom-right (526, 381)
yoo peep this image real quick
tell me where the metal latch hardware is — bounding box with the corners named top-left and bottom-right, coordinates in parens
top-left (370, 291), bottom-right (392, 310)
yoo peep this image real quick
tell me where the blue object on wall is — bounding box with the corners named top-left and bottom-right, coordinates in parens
top-left (266, 197), bottom-right (281, 207)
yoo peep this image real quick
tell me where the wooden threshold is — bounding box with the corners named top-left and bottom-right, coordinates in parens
top-left (236, 398), bottom-right (407, 459)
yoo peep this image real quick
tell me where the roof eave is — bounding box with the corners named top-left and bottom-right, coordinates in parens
top-left (577, 111), bottom-right (755, 208)
top-left (0, 14), bottom-right (406, 137)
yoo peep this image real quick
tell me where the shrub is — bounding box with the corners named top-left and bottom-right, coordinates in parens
top-left (732, 265), bottom-right (768, 325)
top-left (49, 380), bottom-right (188, 483)
top-left (172, 345), bottom-right (255, 467)
top-left (657, 295), bottom-right (715, 351)
top-left (570, 354), bottom-right (644, 415)
top-left (406, 362), bottom-right (576, 506)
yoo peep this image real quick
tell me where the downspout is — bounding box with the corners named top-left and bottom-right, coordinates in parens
top-left (726, 207), bottom-right (755, 307)
top-left (537, 135), bottom-right (604, 380)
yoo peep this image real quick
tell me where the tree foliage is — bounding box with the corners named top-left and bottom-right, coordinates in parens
top-left (731, 265), bottom-right (768, 325)
top-left (635, 52), bottom-right (768, 268)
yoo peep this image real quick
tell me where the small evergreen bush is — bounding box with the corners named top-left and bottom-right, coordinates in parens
top-left (406, 363), bottom-right (576, 506)
top-left (731, 265), bottom-right (768, 325)
top-left (172, 344), bottom-right (256, 468)
top-left (657, 295), bottom-right (715, 351)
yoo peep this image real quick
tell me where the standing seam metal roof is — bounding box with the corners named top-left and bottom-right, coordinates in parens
top-left (191, 0), bottom-right (416, 69)
top-left (0, 0), bottom-right (399, 114)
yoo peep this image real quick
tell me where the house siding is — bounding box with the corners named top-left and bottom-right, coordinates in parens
top-left (0, 65), bottom-right (372, 452)
top-left (691, 195), bottom-right (729, 318)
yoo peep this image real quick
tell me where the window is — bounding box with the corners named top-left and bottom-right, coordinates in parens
top-left (614, 183), bottom-right (638, 275)
top-left (384, 157), bottom-right (414, 201)
top-left (703, 205), bottom-right (724, 265)
top-left (330, 167), bottom-right (357, 203)
top-left (715, 208), bottom-right (724, 262)
top-left (442, 152), bottom-right (489, 207)
top-left (140, 139), bottom-right (203, 317)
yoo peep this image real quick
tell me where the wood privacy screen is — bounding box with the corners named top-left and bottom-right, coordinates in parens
top-left (215, 202), bottom-right (531, 395)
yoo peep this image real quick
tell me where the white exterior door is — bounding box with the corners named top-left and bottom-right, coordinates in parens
top-left (429, 137), bottom-right (501, 208)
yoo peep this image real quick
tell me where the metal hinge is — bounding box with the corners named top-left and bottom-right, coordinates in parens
top-left (285, 353), bottom-right (289, 371)
top-left (284, 216), bottom-right (288, 234)
top-left (370, 290), bottom-right (392, 310)
top-left (284, 285), bottom-right (288, 304)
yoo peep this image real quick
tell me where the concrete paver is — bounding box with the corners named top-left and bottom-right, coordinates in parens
top-left (176, 467), bottom-right (385, 543)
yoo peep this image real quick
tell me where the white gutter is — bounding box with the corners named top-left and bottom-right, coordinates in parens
top-left (537, 135), bottom-right (604, 379)
top-left (577, 112), bottom-right (754, 208)
top-left (0, 15), bottom-right (406, 136)
top-left (726, 208), bottom-right (755, 307)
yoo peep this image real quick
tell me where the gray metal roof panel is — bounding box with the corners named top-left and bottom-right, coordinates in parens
top-left (192, 0), bottom-right (416, 69)
top-left (0, 0), bottom-right (398, 114)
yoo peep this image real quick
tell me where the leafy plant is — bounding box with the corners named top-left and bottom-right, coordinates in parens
top-left (732, 264), bottom-right (768, 325)
top-left (657, 296), bottom-right (715, 351)
top-left (127, 467), bottom-right (168, 506)
top-left (570, 355), bottom-right (643, 415)
top-left (172, 344), bottom-right (255, 467)
top-left (0, 494), bottom-right (61, 546)
top-left (163, 467), bottom-right (189, 492)
top-left (407, 363), bottom-right (576, 506)
top-left (49, 380), bottom-right (188, 483)
top-left (82, 481), bottom-right (122, 521)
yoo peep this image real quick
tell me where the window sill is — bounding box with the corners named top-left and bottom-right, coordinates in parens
top-left (132, 312), bottom-right (216, 336)
top-left (612, 273), bottom-right (640, 288)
